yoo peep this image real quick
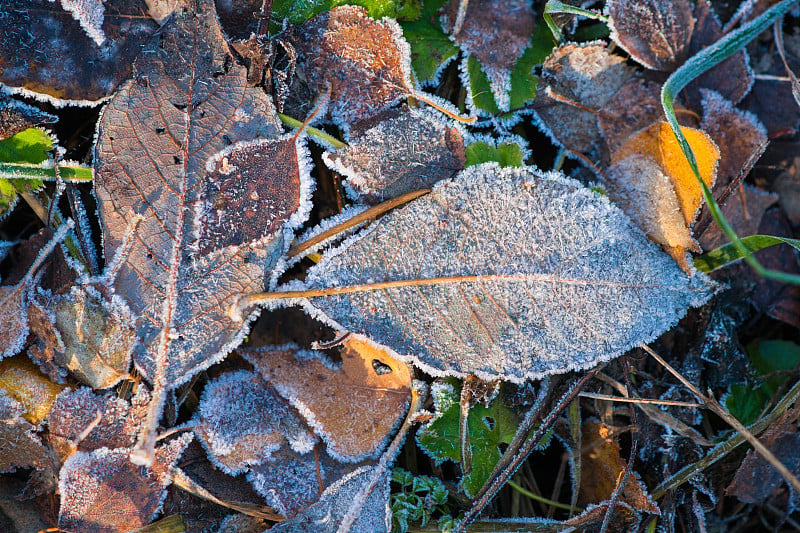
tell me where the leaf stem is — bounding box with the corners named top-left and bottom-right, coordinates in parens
top-left (278, 112), bottom-right (346, 149)
top-left (0, 161), bottom-right (93, 181)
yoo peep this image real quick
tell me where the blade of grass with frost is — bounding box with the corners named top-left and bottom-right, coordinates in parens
top-left (543, 0), bottom-right (608, 43)
top-left (0, 162), bottom-right (93, 181)
top-left (661, 0), bottom-right (800, 285)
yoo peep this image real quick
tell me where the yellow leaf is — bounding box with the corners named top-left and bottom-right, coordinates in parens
top-left (0, 356), bottom-right (66, 424)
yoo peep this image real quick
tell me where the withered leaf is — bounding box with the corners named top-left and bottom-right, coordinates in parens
top-left (241, 335), bottom-right (412, 461)
top-left (290, 164), bottom-right (714, 383)
top-left (58, 434), bottom-right (193, 533)
top-left (0, 0), bottom-right (158, 103)
top-left (59, 0), bottom-right (107, 45)
top-left (698, 185), bottom-right (777, 251)
top-left (323, 106), bottom-right (465, 203)
top-left (194, 371), bottom-right (317, 475)
top-left (286, 5), bottom-right (415, 127)
top-left (94, 0), bottom-right (304, 400)
top-left (598, 77), bottom-right (664, 156)
top-left (440, 0), bottom-right (535, 111)
top-left (0, 356), bottom-right (66, 424)
top-left (0, 95), bottom-right (56, 141)
top-left (269, 465), bottom-right (390, 533)
top-left (533, 43), bottom-right (633, 153)
top-left (606, 0), bottom-right (694, 72)
top-left (0, 391), bottom-right (52, 473)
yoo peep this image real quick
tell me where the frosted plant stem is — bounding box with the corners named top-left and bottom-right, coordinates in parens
top-left (337, 381), bottom-right (427, 533)
top-left (642, 343), bottom-right (800, 496)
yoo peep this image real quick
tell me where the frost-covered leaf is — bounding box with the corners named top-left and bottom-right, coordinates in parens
top-left (0, 357), bottom-right (66, 424)
top-left (285, 5), bottom-right (415, 127)
top-left (441, 0), bottom-right (534, 111)
top-left (293, 163), bottom-right (714, 383)
top-left (241, 335), bottom-right (412, 461)
top-left (0, 391), bottom-right (52, 473)
top-left (0, 96), bottom-right (56, 140)
top-left (533, 43), bottom-right (633, 153)
top-left (597, 77), bottom-right (664, 155)
top-left (0, 0), bottom-right (158, 104)
top-left (194, 371), bottom-right (317, 475)
top-left (400, 0), bottom-right (458, 85)
top-left (323, 106), bottom-right (465, 203)
top-left (57, 434), bottom-right (193, 533)
top-left (464, 135), bottom-right (528, 168)
top-left (416, 381), bottom-right (519, 497)
top-left (93, 0), bottom-right (309, 462)
top-left (269, 465), bottom-right (391, 533)
top-left (606, 0), bottom-right (694, 71)
top-left (273, 0), bottom-right (423, 24)
top-left (59, 0), bottom-right (107, 45)
top-left (28, 285), bottom-right (135, 389)
top-left (45, 387), bottom-right (149, 463)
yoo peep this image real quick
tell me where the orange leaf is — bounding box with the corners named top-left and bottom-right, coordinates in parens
top-left (0, 356), bottom-right (65, 424)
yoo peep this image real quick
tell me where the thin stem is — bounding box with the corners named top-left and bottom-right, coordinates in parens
top-left (506, 480), bottom-right (577, 512)
top-left (278, 112), bottom-right (346, 149)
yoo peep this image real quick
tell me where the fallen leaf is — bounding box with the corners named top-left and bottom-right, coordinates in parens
top-left (194, 371), bottom-right (317, 475)
top-left (0, 391), bottom-right (52, 473)
top-left (606, 0), bottom-right (694, 71)
top-left (323, 106), bottom-right (465, 203)
top-left (57, 434), bottom-right (193, 533)
top-left (440, 0), bottom-right (535, 111)
top-left (59, 0), bottom-right (107, 45)
top-left (533, 43), bottom-right (633, 153)
top-left (579, 421), bottom-right (658, 513)
top-left (242, 335), bottom-right (412, 461)
top-left (0, 356), bottom-right (66, 424)
top-left (0, 0), bottom-right (158, 104)
top-left (286, 163), bottom-right (714, 383)
top-left (597, 77), bottom-right (665, 156)
top-left (0, 96), bottom-right (56, 140)
top-left (698, 185), bottom-right (777, 251)
top-left (285, 5), bottom-right (415, 127)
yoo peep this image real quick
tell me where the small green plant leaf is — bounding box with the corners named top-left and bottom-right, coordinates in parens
top-left (464, 138), bottom-right (527, 168)
top-left (400, 0), bottom-right (458, 84)
top-left (416, 381), bottom-right (519, 497)
top-left (274, 0), bottom-right (422, 25)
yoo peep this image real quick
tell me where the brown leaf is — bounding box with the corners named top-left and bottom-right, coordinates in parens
top-left (598, 76), bottom-right (664, 156)
top-left (57, 434), bottom-right (193, 533)
top-left (323, 106), bottom-right (466, 203)
top-left (194, 371), bottom-right (317, 475)
top-left (0, 282), bottom-right (29, 360)
top-left (606, 0), bottom-right (694, 72)
top-left (242, 336), bottom-right (412, 461)
top-left (0, 95), bottom-right (56, 140)
top-left (579, 421), bottom-right (658, 514)
top-left (0, 356), bottom-right (65, 424)
top-left (440, 0), bottom-right (535, 110)
top-left (533, 43), bottom-right (633, 153)
top-left (0, 391), bottom-right (52, 473)
top-left (286, 5), bottom-right (414, 127)
top-left (0, 0), bottom-right (158, 103)
top-left (698, 185), bottom-right (777, 251)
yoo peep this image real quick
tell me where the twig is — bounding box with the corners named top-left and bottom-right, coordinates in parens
top-left (578, 392), bottom-right (702, 408)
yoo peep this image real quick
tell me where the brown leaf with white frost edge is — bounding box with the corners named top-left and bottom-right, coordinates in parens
top-left (440, 0), bottom-right (535, 111)
top-left (57, 434), bottom-right (193, 533)
top-left (248, 163), bottom-right (714, 384)
top-left (323, 106), bottom-right (466, 203)
top-left (0, 391), bottom-right (53, 473)
top-left (285, 5), bottom-right (415, 128)
top-left (241, 336), bottom-right (412, 462)
top-left (193, 371), bottom-right (317, 475)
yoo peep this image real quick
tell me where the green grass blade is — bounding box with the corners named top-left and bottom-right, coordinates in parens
top-left (694, 235), bottom-right (800, 273)
top-left (0, 162), bottom-right (94, 182)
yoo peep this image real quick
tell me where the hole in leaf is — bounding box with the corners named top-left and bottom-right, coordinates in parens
top-left (372, 359), bottom-right (393, 375)
top-left (155, 127), bottom-right (165, 135)
top-left (173, 156), bottom-right (182, 165)
top-left (172, 102), bottom-right (187, 111)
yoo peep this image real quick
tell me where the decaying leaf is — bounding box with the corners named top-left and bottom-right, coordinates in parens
top-left (28, 284), bottom-right (135, 389)
top-left (0, 0), bottom-right (158, 104)
top-left (579, 421), bottom-right (659, 513)
top-left (606, 0), bottom-right (694, 72)
top-left (57, 433), bottom-right (193, 533)
top-left (286, 5), bottom-right (415, 127)
top-left (278, 163), bottom-right (714, 383)
top-left (242, 335), bottom-right (412, 461)
top-left (440, 0), bottom-right (535, 110)
top-left (59, 0), bottom-right (107, 45)
top-left (194, 371), bottom-right (317, 475)
top-left (323, 106), bottom-right (465, 203)
top-left (0, 391), bottom-right (52, 473)
top-left (0, 357), bottom-right (65, 424)
top-left (698, 185), bottom-right (777, 251)
top-left (268, 465), bottom-right (391, 533)
top-left (597, 77), bottom-right (665, 156)
top-left (533, 43), bottom-right (633, 153)
top-left (0, 95), bottom-right (56, 140)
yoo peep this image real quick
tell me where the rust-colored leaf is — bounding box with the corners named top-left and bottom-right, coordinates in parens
top-left (0, 356), bottom-right (65, 424)
top-left (0, 391), bottom-right (52, 473)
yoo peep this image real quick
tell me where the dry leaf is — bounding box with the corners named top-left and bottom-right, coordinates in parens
top-left (323, 106), bottom-right (465, 203)
top-left (59, 0), bottom-right (107, 45)
top-left (286, 5), bottom-right (414, 127)
top-left (598, 77), bottom-right (665, 156)
top-left (698, 185), bottom-right (777, 251)
top-left (440, 0), bottom-right (535, 110)
top-left (0, 356), bottom-right (65, 424)
top-left (0, 391), bottom-right (52, 473)
top-left (194, 371), bottom-right (317, 475)
top-left (57, 434), bottom-right (193, 533)
top-left (0, 95), bottom-right (56, 140)
top-left (289, 163), bottom-right (714, 383)
top-left (533, 43), bottom-right (633, 153)
top-left (606, 0), bottom-right (694, 71)
top-left (579, 421), bottom-right (659, 513)
top-left (241, 335), bottom-right (412, 461)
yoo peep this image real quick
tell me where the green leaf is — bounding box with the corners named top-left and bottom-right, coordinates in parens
top-left (465, 140), bottom-right (526, 167)
top-left (416, 382), bottom-right (519, 497)
top-left (694, 235), bottom-right (800, 273)
top-left (401, 0), bottom-right (458, 84)
top-left (465, 23), bottom-right (553, 116)
top-left (274, 0), bottom-right (422, 24)
top-left (725, 383), bottom-right (770, 427)
top-left (0, 127), bottom-right (52, 164)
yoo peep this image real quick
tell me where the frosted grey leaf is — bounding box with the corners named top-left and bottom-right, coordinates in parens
top-left (297, 163), bottom-right (715, 383)
top-left (606, 0), bottom-right (694, 72)
top-left (440, 0), bottom-right (535, 111)
top-left (323, 106), bottom-right (466, 204)
top-left (194, 371), bottom-right (317, 475)
top-left (269, 465), bottom-right (390, 533)
top-left (59, 0), bottom-right (107, 45)
top-left (0, 392), bottom-right (52, 473)
top-left (94, 0), bottom-right (302, 396)
top-left (0, 0), bottom-right (158, 104)
top-left (533, 43), bottom-right (633, 154)
top-left (58, 434), bottom-right (193, 533)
